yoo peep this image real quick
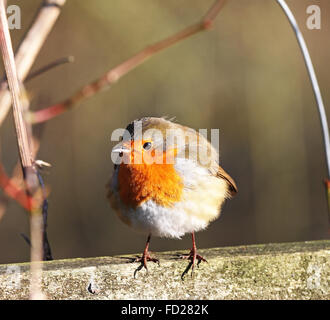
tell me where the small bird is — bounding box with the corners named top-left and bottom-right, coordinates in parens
top-left (107, 117), bottom-right (237, 278)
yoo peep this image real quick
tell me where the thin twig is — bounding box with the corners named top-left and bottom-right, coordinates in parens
top-left (25, 55), bottom-right (74, 82)
top-left (21, 71), bottom-right (53, 261)
top-left (0, 0), bottom-right (66, 126)
top-left (29, 0), bottom-right (226, 124)
top-left (276, 0), bottom-right (330, 224)
top-left (0, 0), bottom-right (45, 299)
top-left (36, 170), bottom-right (52, 260)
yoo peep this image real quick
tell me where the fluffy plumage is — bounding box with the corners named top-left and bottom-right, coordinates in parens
top-left (107, 117), bottom-right (237, 239)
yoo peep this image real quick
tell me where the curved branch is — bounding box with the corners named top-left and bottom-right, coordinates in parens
top-left (276, 0), bottom-right (330, 224)
top-left (276, 0), bottom-right (330, 177)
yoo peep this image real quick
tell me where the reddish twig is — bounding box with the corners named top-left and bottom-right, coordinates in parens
top-left (30, 0), bottom-right (226, 124)
top-left (0, 136), bottom-right (41, 217)
top-left (0, 163), bottom-right (33, 211)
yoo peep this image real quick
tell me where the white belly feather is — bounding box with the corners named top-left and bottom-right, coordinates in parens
top-left (109, 158), bottom-right (228, 239)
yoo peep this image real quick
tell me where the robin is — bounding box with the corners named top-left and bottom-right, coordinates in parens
top-left (107, 117), bottom-right (237, 278)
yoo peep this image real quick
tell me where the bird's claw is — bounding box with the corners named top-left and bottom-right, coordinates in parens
top-left (133, 253), bottom-right (160, 278)
top-left (181, 251), bottom-right (207, 280)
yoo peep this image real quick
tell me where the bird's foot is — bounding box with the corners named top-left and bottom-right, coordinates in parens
top-left (133, 252), bottom-right (159, 278)
top-left (180, 249), bottom-right (207, 280)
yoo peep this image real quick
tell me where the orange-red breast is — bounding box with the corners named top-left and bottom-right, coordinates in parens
top-left (107, 117), bottom-right (237, 278)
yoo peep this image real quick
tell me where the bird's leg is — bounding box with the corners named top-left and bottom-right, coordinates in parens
top-left (133, 233), bottom-right (159, 278)
top-left (181, 232), bottom-right (207, 280)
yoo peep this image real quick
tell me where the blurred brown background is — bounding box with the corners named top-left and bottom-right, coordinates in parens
top-left (0, 0), bottom-right (329, 264)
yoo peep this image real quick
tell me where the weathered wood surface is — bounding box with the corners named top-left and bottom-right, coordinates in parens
top-left (0, 240), bottom-right (329, 300)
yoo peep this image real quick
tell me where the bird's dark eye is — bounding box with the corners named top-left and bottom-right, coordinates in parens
top-left (143, 142), bottom-right (152, 150)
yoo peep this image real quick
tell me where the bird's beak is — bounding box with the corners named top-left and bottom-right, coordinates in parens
top-left (112, 147), bottom-right (130, 154)
top-left (112, 142), bottom-right (131, 154)
top-left (111, 142), bottom-right (132, 165)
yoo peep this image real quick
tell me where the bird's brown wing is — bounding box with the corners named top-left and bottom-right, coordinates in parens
top-left (217, 166), bottom-right (238, 197)
top-left (178, 122), bottom-right (238, 197)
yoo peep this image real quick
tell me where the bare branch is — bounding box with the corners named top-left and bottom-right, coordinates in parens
top-left (276, 0), bottom-right (330, 225)
top-left (30, 0), bottom-right (226, 124)
top-left (0, 4), bottom-right (31, 167)
top-left (0, 0), bottom-right (64, 261)
top-left (0, 0), bottom-right (66, 126)
top-left (0, 0), bottom-right (45, 299)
